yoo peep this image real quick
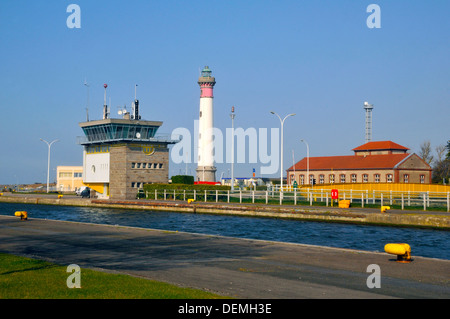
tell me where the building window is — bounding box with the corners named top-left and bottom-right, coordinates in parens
top-left (290, 174), bottom-right (295, 184)
top-left (340, 174), bottom-right (346, 183)
top-left (319, 174), bottom-right (324, 184)
top-left (374, 174), bottom-right (380, 183)
top-left (363, 174), bottom-right (368, 183)
top-left (300, 175), bottom-right (304, 185)
top-left (420, 175), bottom-right (425, 183)
top-left (387, 174), bottom-right (393, 183)
top-left (403, 174), bottom-right (409, 183)
top-left (351, 174), bottom-right (357, 183)
top-left (74, 172), bottom-right (82, 178)
top-left (329, 174), bottom-right (335, 184)
top-left (131, 163), bottom-right (136, 169)
top-left (309, 175), bottom-right (314, 185)
top-left (142, 163), bottom-right (146, 169)
top-left (59, 172), bottom-right (72, 178)
top-left (131, 182), bottom-right (135, 188)
top-left (159, 163), bottom-right (163, 169)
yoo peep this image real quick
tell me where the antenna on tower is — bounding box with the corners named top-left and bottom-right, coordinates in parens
top-left (103, 83), bottom-right (108, 119)
top-left (132, 84), bottom-right (140, 120)
top-left (364, 101), bottom-right (374, 143)
top-left (84, 79), bottom-right (90, 122)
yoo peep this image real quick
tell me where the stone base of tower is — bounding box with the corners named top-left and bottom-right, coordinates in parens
top-left (196, 166), bottom-right (217, 183)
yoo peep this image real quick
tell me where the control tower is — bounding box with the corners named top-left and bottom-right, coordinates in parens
top-left (196, 66), bottom-right (217, 182)
top-left (78, 84), bottom-right (179, 199)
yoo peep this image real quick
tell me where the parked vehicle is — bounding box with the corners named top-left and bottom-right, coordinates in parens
top-left (80, 187), bottom-right (90, 198)
top-left (76, 186), bottom-right (88, 196)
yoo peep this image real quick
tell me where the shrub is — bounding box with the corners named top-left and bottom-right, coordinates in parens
top-left (171, 175), bottom-right (194, 185)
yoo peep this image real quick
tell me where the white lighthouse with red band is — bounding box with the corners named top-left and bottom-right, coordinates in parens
top-left (196, 66), bottom-right (217, 182)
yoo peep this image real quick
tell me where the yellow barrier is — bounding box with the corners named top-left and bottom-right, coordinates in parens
top-left (381, 206), bottom-right (390, 213)
top-left (187, 199), bottom-right (195, 204)
top-left (338, 200), bottom-right (350, 208)
top-left (384, 243), bottom-right (412, 263)
top-left (58, 194), bottom-right (63, 199)
top-left (299, 183), bottom-right (450, 193)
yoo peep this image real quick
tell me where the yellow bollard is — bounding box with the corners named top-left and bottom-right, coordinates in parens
top-left (384, 243), bottom-right (412, 263)
top-left (58, 194), bottom-right (63, 199)
top-left (187, 199), bottom-right (195, 204)
top-left (381, 206), bottom-right (390, 213)
top-left (338, 200), bottom-right (350, 208)
top-left (14, 211), bottom-right (28, 221)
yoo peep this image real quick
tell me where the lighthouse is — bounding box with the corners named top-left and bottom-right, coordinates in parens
top-left (196, 66), bottom-right (217, 182)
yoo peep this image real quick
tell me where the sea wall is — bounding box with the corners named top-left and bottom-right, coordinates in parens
top-left (0, 195), bottom-right (449, 230)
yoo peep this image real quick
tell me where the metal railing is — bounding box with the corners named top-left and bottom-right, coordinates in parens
top-left (144, 188), bottom-right (450, 212)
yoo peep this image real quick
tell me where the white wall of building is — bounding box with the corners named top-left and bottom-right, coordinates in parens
top-left (83, 152), bottom-right (110, 183)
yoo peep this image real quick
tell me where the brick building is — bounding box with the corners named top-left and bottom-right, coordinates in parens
top-left (287, 141), bottom-right (432, 186)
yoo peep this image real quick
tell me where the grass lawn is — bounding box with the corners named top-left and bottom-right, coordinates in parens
top-left (0, 253), bottom-right (226, 299)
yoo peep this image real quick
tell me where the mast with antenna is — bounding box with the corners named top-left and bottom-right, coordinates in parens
top-left (84, 79), bottom-right (90, 121)
top-left (103, 84), bottom-right (108, 119)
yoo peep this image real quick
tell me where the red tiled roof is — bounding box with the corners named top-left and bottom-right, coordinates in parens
top-left (287, 153), bottom-right (410, 171)
top-left (352, 141), bottom-right (409, 152)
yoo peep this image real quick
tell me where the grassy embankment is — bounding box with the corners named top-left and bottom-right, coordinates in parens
top-left (0, 253), bottom-right (225, 299)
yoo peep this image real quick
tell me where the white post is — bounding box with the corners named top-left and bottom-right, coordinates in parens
top-left (271, 111), bottom-right (296, 201)
top-left (447, 192), bottom-right (449, 212)
top-left (40, 138), bottom-right (59, 193)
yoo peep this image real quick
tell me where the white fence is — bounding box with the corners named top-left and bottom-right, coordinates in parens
top-left (145, 188), bottom-right (450, 212)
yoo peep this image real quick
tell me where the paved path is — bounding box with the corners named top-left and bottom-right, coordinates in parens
top-left (0, 215), bottom-right (449, 298)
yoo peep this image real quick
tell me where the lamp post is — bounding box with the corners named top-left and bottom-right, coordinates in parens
top-left (40, 138), bottom-right (59, 193)
top-left (270, 111), bottom-right (295, 199)
top-left (230, 106), bottom-right (236, 191)
top-left (300, 139), bottom-right (309, 185)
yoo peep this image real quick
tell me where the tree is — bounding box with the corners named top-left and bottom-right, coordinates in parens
top-left (447, 140), bottom-right (450, 159)
top-left (419, 140), bottom-right (434, 165)
top-left (432, 142), bottom-right (450, 184)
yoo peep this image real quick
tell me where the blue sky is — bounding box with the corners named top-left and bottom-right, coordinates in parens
top-left (0, 0), bottom-right (448, 184)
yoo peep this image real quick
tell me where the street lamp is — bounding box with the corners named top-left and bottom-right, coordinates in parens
top-left (300, 139), bottom-right (309, 185)
top-left (270, 111), bottom-right (295, 199)
top-left (40, 138), bottom-right (59, 193)
top-left (230, 106), bottom-right (236, 191)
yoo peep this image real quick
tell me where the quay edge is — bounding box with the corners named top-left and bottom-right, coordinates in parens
top-left (0, 195), bottom-right (449, 230)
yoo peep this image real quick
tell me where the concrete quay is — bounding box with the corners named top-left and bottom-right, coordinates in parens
top-left (0, 215), bottom-right (449, 299)
top-left (0, 193), bottom-right (449, 229)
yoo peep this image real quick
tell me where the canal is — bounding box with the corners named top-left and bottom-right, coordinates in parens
top-left (1, 202), bottom-right (449, 260)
